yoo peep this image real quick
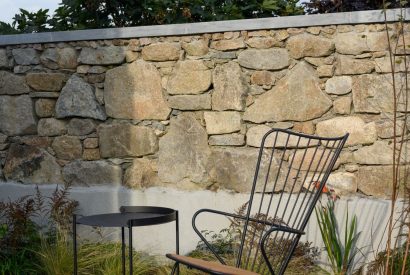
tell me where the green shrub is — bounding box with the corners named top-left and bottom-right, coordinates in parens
top-left (37, 229), bottom-right (172, 275)
top-left (0, 185), bottom-right (77, 274)
top-left (315, 200), bottom-right (361, 275)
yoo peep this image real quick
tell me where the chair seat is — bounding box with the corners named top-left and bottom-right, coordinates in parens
top-left (166, 253), bottom-right (259, 275)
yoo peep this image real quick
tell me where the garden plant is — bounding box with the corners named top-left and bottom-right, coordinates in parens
top-left (362, 1), bottom-right (410, 274)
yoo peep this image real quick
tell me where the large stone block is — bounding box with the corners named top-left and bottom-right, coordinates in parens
top-left (142, 42), bottom-right (180, 61)
top-left (82, 148), bottom-right (100, 160)
top-left (0, 95), bottom-right (37, 136)
top-left (62, 160), bottom-right (122, 186)
top-left (238, 48), bottom-right (289, 70)
top-left (336, 55), bottom-right (374, 75)
top-left (40, 48), bottom-right (59, 69)
top-left (78, 46), bottom-right (126, 65)
top-left (167, 60), bottom-right (211, 95)
top-left (12, 48), bottom-right (39, 65)
top-left (3, 144), bottom-right (63, 184)
top-left (168, 94), bottom-right (211, 110)
top-left (207, 148), bottom-right (289, 193)
top-left (124, 158), bottom-right (158, 188)
top-left (335, 33), bottom-right (368, 55)
top-left (250, 71), bottom-right (275, 86)
top-left (37, 118), bottom-right (67, 136)
top-left (0, 71), bottom-right (29, 95)
top-left (55, 75), bottom-right (106, 120)
top-left (327, 172), bottom-right (357, 195)
top-left (210, 38), bottom-right (245, 51)
top-left (41, 48), bottom-right (78, 69)
top-left (99, 123), bottom-right (158, 158)
top-left (246, 37), bottom-right (279, 49)
top-left (35, 98), bottom-right (56, 117)
top-left (52, 136), bottom-right (83, 160)
top-left (244, 62), bottom-right (331, 123)
top-left (366, 32), bottom-right (389, 51)
top-left (84, 137), bottom-right (98, 149)
top-left (212, 61), bottom-right (248, 111)
top-left (26, 73), bottom-right (68, 91)
top-left (104, 60), bottom-right (170, 120)
top-left (286, 33), bottom-right (334, 59)
top-left (335, 32), bottom-right (388, 55)
top-left (16, 136), bottom-right (52, 148)
top-left (353, 141), bottom-right (393, 165)
top-left (158, 113), bottom-right (211, 184)
top-left (207, 147), bottom-right (259, 192)
top-left (316, 116), bottom-right (377, 146)
top-left (375, 56), bottom-right (408, 73)
top-left (375, 119), bottom-right (403, 139)
top-left (325, 76), bottom-right (352, 95)
top-left (182, 40), bottom-right (209, 56)
top-left (356, 166), bottom-right (408, 198)
top-left (352, 74), bottom-right (407, 113)
top-left (333, 96), bottom-right (351, 115)
top-left (204, 111), bottom-right (241, 134)
top-left (0, 49), bottom-right (11, 68)
top-left (208, 133), bottom-right (245, 146)
top-left (67, 118), bottom-right (96, 136)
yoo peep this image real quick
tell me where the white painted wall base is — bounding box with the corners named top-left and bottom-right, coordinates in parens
top-left (0, 181), bottom-right (402, 270)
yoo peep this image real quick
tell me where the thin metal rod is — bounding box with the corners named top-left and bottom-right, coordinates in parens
top-left (170, 263), bottom-right (179, 275)
top-left (73, 214), bottom-right (77, 275)
top-left (246, 132), bottom-right (288, 270)
top-left (236, 130), bottom-right (273, 269)
top-left (122, 227), bottom-right (126, 275)
top-left (265, 138), bottom-right (311, 272)
top-left (264, 134), bottom-right (300, 271)
top-left (176, 211), bottom-right (180, 275)
top-left (250, 133), bottom-right (279, 271)
top-left (288, 143), bottom-right (321, 229)
top-left (262, 141), bottom-right (323, 274)
top-left (275, 140), bottom-right (338, 275)
top-left (129, 222), bottom-right (133, 275)
top-left (279, 139), bottom-right (347, 275)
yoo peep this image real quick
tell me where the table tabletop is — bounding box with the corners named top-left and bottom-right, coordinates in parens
top-left (76, 206), bottom-right (177, 227)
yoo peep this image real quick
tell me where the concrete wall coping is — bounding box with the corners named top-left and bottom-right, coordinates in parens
top-left (0, 8), bottom-right (408, 46)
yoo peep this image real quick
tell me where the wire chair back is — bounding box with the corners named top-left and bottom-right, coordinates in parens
top-left (233, 129), bottom-right (348, 274)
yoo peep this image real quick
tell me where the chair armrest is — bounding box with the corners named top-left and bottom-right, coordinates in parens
top-left (260, 226), bottom-right (305, 274)
top-left (192, 208), bottom-right (294, 265)
top-left (192, 208), bottom-right (241, 265)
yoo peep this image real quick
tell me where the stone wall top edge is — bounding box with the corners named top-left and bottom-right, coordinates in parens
top-left (0, 8), bottom-right (408, 46)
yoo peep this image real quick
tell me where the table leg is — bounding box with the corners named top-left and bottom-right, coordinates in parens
top-left (175, 211), bottom-right (180, 275)
top-left (73, 214), bottom-right (77, 275)
top-left (121, 227), bottom-right (125, 275)
top-left (128, 222), bottom-right (133, 275)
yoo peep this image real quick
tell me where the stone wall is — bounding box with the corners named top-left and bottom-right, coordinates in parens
top-left (0, 22), bottom-right (409, 199)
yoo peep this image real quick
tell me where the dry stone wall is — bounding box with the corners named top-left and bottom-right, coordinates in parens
top-left (0, 23), bottom-right (409, 198)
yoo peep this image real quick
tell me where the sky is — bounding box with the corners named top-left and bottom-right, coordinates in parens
top-left (0, 0), bottom-right (60, 24)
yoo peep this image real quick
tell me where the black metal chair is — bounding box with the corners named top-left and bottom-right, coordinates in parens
top-left (167, 129), bottom-right (348, 275)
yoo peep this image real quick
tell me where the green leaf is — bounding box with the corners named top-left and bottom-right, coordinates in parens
top-left (316, 200), bottom-right (361, 274)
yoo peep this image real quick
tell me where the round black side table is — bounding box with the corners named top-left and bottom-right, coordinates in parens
top-left (73, 206), bottom-right (179, 275)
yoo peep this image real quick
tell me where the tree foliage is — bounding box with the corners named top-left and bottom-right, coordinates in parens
top-left (0, 0), bottom-right (303, 34)
top-left (0, 0), bottom-right (408, 34)
top-left (303, 0), bottom-right (409, 14)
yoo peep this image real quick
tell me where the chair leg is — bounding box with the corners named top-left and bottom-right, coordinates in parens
top-left (170, 262), bottom-right (179, 275)
top-left (121, 227), bottom-right (125, 275)
top-left (129, 223), bottom-right (133, 275)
